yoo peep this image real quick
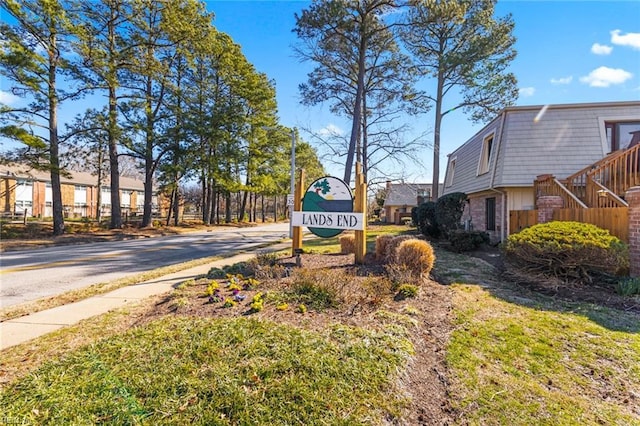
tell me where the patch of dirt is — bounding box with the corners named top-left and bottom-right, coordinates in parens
top-left (464, 244), bottom-right (640, 314)
top-left (135, 253), bottom-right (457, 425)
top-left (503, 266), bottom-right (640, 314)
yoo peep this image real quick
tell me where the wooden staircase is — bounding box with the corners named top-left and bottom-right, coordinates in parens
top-left (535, 144), bottom-right (640, 208)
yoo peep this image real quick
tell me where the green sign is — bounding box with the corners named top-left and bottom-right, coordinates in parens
top-left (299, 176), bottom-right (353, 238)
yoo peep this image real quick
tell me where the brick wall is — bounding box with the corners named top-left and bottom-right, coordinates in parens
top-left (467, 193), bottom-right (503, 243)
top-left (537, 196), bottom-right (564, 223)
top-left (626, 187), bottom-right (640, 277)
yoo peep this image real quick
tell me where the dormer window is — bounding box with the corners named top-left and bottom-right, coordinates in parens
top-left (478, 134), bottom-right (494, 175)
top-left (446, 157), bottom-right (456, 187)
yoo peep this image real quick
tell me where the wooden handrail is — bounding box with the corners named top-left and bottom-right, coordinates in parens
top-left (534, 175), bottom-right (587, 209)
top-left (561, 144), bottom-right (640, 207)
top-left (587, 143), bottom-right (640, 199)
top-left (586, 178), bottom-right (628, 208)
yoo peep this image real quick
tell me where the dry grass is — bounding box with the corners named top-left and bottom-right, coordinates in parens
top-left (339, 233), bottom-right (356, 254)
top-left (375, 234), bottom-right (394, 260)
top-left (383, 235), bottom-right (414, 263)
top-left (395, 239), bottom-right (436, 278)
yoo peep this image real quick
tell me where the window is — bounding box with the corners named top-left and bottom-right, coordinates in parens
top-left (45, 183), bottom-right (52, 204)
top-left (446, 157), bottom-right (456, 187)
top-left (101, 187), bottom-right (111, 206)
top-left (121, 190), bottom-right (131, 208)
top-left (137, 191), bottom-right (145, 210)
top-left (15, 179), bottom-right (33, 203)
top-left (74, 185), bottom-right (87, 205)
top-left (478, 134), bottom-right (494, 175)
top-left (485, 197), bottom-right (496, 231)
top-left (605, 121), bottom-right (640, 151)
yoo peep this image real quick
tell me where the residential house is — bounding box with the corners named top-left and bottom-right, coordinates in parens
top-left (442, 101), bottom-right (640, 242)
top-left (383, 181), bottom-right (443, 224)
top-left (0, 164), bottom-right (159, 218)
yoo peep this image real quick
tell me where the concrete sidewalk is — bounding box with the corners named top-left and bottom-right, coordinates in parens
top-left (1, 243), bottom-right (290, 350)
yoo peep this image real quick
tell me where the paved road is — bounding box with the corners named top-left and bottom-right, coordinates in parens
top-left (0, 223), bottom-right (290, 308)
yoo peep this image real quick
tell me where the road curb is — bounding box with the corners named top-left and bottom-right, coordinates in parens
top-left (0, 242), bottom-right (292, 351)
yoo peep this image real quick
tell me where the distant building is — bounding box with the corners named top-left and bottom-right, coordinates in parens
top-left (0, 164), bottom-right (159, 218)
top-left (383, 181), bottom-right (443, 224)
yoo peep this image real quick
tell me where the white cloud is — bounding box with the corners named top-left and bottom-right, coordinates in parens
top-left (591, 43), bottom-right (612, 55)
top-left (0, 90), bottom-right (20, 105)
top-left (317, 123), bottom-right (345, 137)
top-left (579, 66), bottom-right (633, 88)
top-left (550, 76), bottom-right (573, 85)
top-left (610, 29), bottom-right (640, 50)
top-left (519, 87), bottom-right (535, 97)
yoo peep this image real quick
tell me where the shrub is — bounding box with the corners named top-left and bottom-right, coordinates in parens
top-left (255, 251), bottom-right (280, 267)
top-left (435, 192), bottom-right (467, 237)
top-left (616, 277), bottom-right (640, 296)
top-left (448, 230), bottom-right (490, 252)
top-left (395, 239), bottom-right (436, 277)
top-left (339, 234), bottom-right (356, 254)
top-left (414, 201), bottom-right (439, 238)
top-left (396, 284), bottom-right (419, 299)
top-left (207, 262), bottom-right (251, 279)
top-left (287, 269), bottom-right (342, 310)
top-left (375, 234), bottom-right (395, 260)
top-left (504, 221), bottom-right (629, 283)
top-left (384, 235), bottom-right (414, 264)
top-left (361, 276), bottom-right (395, 306)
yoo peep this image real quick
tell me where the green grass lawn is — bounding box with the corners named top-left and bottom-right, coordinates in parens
top-left (445, 283), bottom-right (640, 425)
top-left (1, 318), bottom-right (412, 425)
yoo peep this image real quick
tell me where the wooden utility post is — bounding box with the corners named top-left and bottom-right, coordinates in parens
top-left (354, 163), bottom-right (367, 264)
top-left (292, 169), bottom-right (304, 256)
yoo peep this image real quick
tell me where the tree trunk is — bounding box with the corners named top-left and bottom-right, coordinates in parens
top-left (432, 66), bottom-right (445, 200)
top-left (48, 35), bottom-right (64, 236)
top-left (165, 187), bottom-right (175, 226)
top-left (225, 192), bottom-right (232, 223)
top-left (96, 149), bottom-right (103, 222)
top-left (344, 24), bottom-right (368, 185)
top-left (201, 175), bottom-right (208, 223)
top-left (141, 75), bottom-right (155, 228)
top-left (172, 181), bottom-right (179, 226)
top-left (107, 12), bottom-right (121, 229)
top-left (274, 195), bottom-right (278, 222)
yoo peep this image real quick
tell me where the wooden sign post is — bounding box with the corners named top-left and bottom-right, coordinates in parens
top-left (354, 163), bottom-right (367, 264)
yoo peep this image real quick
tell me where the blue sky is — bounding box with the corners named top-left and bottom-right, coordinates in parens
top-left (1, 1), bottom-right (639, 184)
top-left (206, 0), bottom-right (640, 183)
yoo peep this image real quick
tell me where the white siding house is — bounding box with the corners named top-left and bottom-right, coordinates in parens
top-left (442, 101), bottom-right (640, 242)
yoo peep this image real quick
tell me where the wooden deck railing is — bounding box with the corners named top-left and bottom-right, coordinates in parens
top-left (585, 178), bottom-right (628, 208)
top-left (587, 143), bottom-right (640, 198)
top-left (534, 174), bottom-right (587, 209)
top-left (562, 144), bottom-right (640, 207)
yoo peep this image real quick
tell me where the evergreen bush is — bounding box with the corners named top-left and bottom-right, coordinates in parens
top-left (448, 230), bottom-right (490, 252)
top-left (504, 221), bottom-right (629, 283)
top-left (435, 192), bottom-right (467, 237)
top-left (414, 201), bottom-right (439, 238)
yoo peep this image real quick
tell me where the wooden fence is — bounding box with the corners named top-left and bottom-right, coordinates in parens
top-left (509, 210), bottom-right (538, 234)
top-left (509, 207), bottom-right (629, 242)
